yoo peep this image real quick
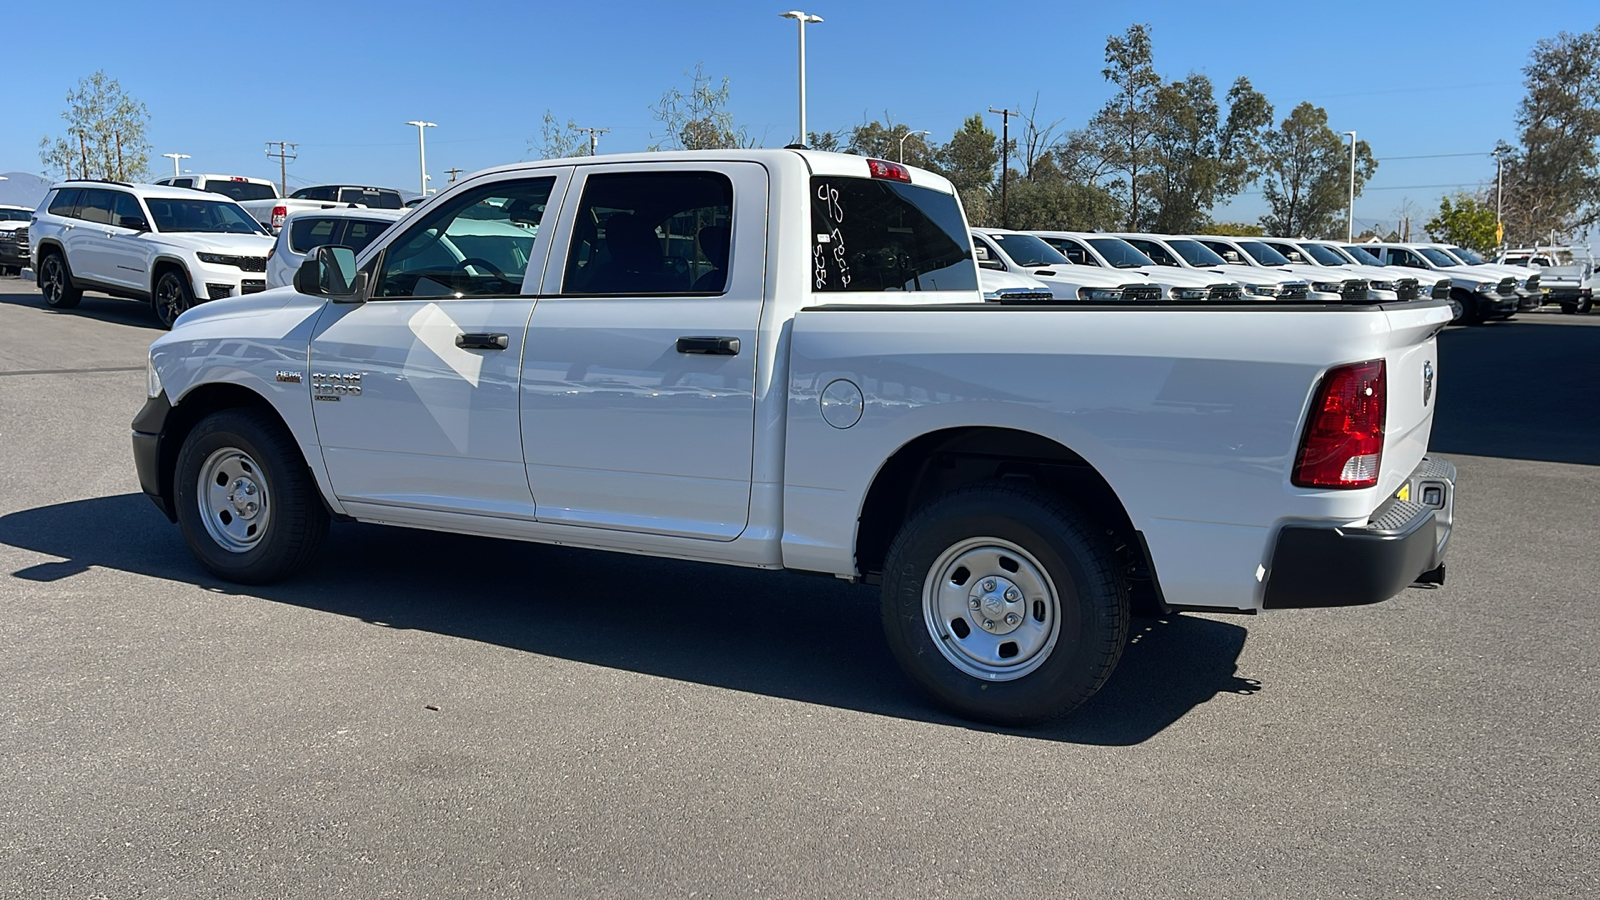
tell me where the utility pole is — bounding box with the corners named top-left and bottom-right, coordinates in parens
top-left (988, 107), bottom-right (1019, 228)
top-left (445, 167), bottom-right (464, 184)
top-left (574, 126), bottom-right (610, 155)
top-left (265, 141), bottom-right (298, 197)
top-left (1343, 131), bottom-right (1357, 243)
top-left (162, 153), bottom-right (191, 177)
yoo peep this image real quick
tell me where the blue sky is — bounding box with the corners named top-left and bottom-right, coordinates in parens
top-left (6, 0), bottom-right (1597, 230)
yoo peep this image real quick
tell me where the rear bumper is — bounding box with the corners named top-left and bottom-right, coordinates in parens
top-left (1264, 457), bottom-right (1456, 608)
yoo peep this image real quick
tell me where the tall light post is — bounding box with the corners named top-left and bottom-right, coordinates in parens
top-left (162, 153), bottom-right (191, 177)
top-left (405, 121), bottom-right (436, 198)
top-left (898, 129), bottom-right (929, 164)
top-left (779, 11), bottom-right (823, 145)
top-left (1344, 130), bottom-right (1357, 242)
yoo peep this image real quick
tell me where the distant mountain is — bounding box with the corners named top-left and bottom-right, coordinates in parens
top-left (0, 173), bottom-right (50, 209)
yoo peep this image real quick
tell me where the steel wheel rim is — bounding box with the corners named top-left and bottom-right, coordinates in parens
top-left (156, 275), bottom-right (186, 326)
top-left (197, 447), bottom-right (271, 553)
top-left (42, 257), bottom-right (62, 302)
top-left (922, 536), bottom-right (1062, 681)
top-left (1448, 296), bottom-right (1463, 321)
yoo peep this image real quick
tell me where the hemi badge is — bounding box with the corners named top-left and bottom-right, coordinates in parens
top-left (275, 371), bottom-right (303, 384)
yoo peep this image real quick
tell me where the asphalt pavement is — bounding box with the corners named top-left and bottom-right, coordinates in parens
top-left (1, 280), bottom-right (1595, 898)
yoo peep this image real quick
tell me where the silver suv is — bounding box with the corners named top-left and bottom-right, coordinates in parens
top-left (28, 180), bottom-right (275, 328)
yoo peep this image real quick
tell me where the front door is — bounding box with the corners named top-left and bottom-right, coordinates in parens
top-left (308, 170), bottom-right (570, 519)
top-left (521, 163), bottom-right (767, 540)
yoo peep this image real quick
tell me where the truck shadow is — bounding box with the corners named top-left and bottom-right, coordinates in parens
top-left (0, 289), bottom-right (164, 331)
top-left (0, 493), bottom-right (1257, 746)
top-left (1432, 318), bottom-right (1600, 466)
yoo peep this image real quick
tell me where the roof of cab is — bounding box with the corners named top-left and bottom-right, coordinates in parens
top-left (461, 148), bottom-right (958, 195)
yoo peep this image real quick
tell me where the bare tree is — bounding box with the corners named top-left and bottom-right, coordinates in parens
top-left (649, 63), bottom-right (754, 151)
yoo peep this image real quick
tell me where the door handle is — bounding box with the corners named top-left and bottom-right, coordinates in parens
top-left (456, 332), bottom-right (509, 350)
top-left (676, 336), bottom-right (741, 356)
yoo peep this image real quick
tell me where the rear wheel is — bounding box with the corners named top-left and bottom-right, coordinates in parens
top-left (174, 409), bottom-right (328, 584)
top-left (153, 270), bottom-right (193, 329)
top-left (39, 251), bottom-right (82, 309)
top-left (880, 482), bottom-right (1129, 726)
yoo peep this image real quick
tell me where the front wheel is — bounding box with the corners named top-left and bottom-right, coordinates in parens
top-left (174, 409), bottom-right (329, 584)
top-left (153, 270), bottom-right (194, 329)
top-left (880, 483), bottom-right (1129, 726)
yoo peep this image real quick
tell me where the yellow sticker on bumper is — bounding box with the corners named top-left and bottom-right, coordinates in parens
top-left (1396, 483), bottom-right (1411, 502)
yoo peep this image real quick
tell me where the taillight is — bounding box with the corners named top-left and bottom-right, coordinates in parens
top-left (1293, 359), bottom-right (1386, 488)
top-left (866, 158), bottom-right (911, 182)
top-left (271, 205), bottom-right (287, 229)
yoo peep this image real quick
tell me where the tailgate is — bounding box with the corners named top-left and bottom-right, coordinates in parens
top-left (1378, 303), bottom-right (1450, 498)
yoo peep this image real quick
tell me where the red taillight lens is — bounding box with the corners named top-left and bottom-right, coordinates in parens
top-left (1293, 358), bottom-right (1386, 488)
top-left (271, 205), bottom-right (287, 229)
top-left (866, 158), bottom-right (911, 182)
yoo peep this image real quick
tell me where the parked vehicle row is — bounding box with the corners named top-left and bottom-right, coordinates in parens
top-left (153, 173), bottom-right (406, 232)
top-left (129, 149), bottom-right (1456, 725)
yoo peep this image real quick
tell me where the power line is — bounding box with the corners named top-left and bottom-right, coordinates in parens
top-left (1374, 152), bottom-right (1493, 161)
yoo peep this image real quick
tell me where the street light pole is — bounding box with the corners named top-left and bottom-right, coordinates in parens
top-left (780, 11), bottom-right (823, 145)
top-left (898, 130), bottom-right (930, 164)
top-left (406, 121), bottom-right (436, 197)
top-left (1344, 131), bottom-right (1357, 242)
top-left (989, 107), bottom-right (1019, 228)
top-left (162, 153), bottom-right (191, 177)
top-left (1493, 145), bottom-right (1506, 246)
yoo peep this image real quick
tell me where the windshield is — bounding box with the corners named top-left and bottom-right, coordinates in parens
top-left (145, 199), bottom-right (268, 235)
top-left (1087, 238), bottom-right (1156, 269)
top-left (0, 209), bottom-right (29, 222)
top-left (990, 232), bottom-right (1069, 267)
top-left (1446, 246), bottom-right (1486, 265)
top-left (1163, 239), bottom-right (1227, 267)
top-left (204, 180), bottom-right (277, 202)
top-left (1419, 248), bottom-right (1458, 267)
top-left (1237, 241), bottom-right (1291, 266)
top-left (1341, 245), bottom-right (1383, 265)
top-left (1301, 243), bottom-right (1350, 266)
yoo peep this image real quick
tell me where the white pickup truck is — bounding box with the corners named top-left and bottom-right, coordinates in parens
top-left (132, 150), bottom-right (1457, 725)
top-left (239, 184), bottom-right (407, 233)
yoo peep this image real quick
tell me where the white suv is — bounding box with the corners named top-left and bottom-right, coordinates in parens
top-left (265, 207), bottom-right (403, 289)
top-left (28, 180), bottom-right (276, 328)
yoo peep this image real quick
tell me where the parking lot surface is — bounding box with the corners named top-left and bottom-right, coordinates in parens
top-left (1, 280), bottom-right (1596, 898)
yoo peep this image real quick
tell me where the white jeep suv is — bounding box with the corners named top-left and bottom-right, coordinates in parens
top-left (29, 180), bottom-right (275, 328)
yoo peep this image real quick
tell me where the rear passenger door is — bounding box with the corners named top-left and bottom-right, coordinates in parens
top-left (521, 162), bottom-right (767, 540)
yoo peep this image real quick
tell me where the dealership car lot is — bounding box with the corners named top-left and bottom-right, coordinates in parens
top-left (0, 278), bottom-right (1595, 897)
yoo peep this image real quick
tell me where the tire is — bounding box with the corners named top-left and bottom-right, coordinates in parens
top-left (173, 409), bottom-right (329, 584)
top-left (153, 269), bottom-right (194, 330)
top-left (1560, 301), bottom-right (1578, 314)
top-left (1579, 296), bottom-right (1595, 315)
top-left (880, 482), bottom-right (1130, 726)
top-left (38, 251), bottom-right (83, 309)
top-left (1446, 293), bottom-right (1465, 324)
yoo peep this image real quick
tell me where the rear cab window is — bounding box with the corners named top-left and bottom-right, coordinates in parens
top-left (203, 179), bottom-right (278, 202)
top-left (811, 175), bottom-right (975, 293)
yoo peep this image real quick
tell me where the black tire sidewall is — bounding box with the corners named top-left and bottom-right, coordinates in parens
top-left (174, 411), bottom-right (318, 584)
top-left (41, 253), bottom-right (81, 309)
top-left (881, 487), bottom-right (1126, 726)
top-left (155, 271), bottom-right (192, 329)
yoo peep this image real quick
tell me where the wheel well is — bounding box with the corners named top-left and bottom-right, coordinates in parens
top-left (855, 427), bottom-right (1165, 613)
top-left (150, 259), bottom-right (188, 297)
top-left (157, 384), bottom-right (286, 518)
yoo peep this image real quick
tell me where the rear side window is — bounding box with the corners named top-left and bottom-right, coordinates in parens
top-left (173, 178), bottom-right (195, 188)
top-left (288, 217), bottom-right (342, 254)
top-left (47, 189), bottom-right (82, 217)
top-left (811, 176), bottom-right (975, 292)
top-left (562, 171), bottom-right (734, 296)
top-left (204, 180), bottom-right (277, 202)
top-left (341, 219), bottom-right (391, 253)
top-left (78, 189), bottom-right (115, 225)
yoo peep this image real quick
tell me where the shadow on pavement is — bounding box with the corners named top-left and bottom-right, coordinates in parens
top-left (1433, 318), bottom-right (1600, 466)
top-left (0, 288), bottom-right (163, 331)
top-left (1, 493), bottom-right (1256, 745)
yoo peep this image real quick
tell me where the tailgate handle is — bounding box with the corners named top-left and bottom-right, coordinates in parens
top-left (456, 332), bottom-right (509, 350)
top-left (676, 336), bottom-right (741, 356)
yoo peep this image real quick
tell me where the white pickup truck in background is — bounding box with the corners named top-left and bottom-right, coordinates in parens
top-left (131, 150), bottom-right (1456, 725)
top-left (239, 184), bottom-right (407, 233)
top-left (1495, 246), bottom-right (1595, 313)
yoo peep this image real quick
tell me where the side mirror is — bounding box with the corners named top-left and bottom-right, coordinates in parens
top-left (294, 245), bottom-right (367, 302)
top-left (118, 215), bottom-right (149, 231)
top-left (978, 258), bottom-right (1005, 271)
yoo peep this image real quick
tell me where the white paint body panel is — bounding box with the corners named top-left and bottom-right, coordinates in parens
top-left (146, 149), bottom-right (1451, 615)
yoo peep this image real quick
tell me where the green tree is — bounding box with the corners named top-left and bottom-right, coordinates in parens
top-left (1004, 154), bottom-right (1121, 231)
top-left (1500, 26), bottom-right (1600, 243)
top-left (935, 114), bottom-right (1000, 224)
top-left (39, 71), bottom-right (151, 181)
top-left (1084, 24), bottom-right (1161, 229)
top-left (846, 116), bottom-right (934, 167)
top-left (1197, 222), bottom-right (1265, 237)
top-left (1258, 102), bottom-right (1375, 237)
top-left (1425, 193), bottom-right (1499, 253)
top-left (650, 63), bottom-right (753, 151)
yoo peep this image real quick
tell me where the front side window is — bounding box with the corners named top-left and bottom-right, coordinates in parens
top-left (378, 177), bottom-right (554, 298)
top-left (145, 199), bottom-right (268, 234)
top-left (564, 171), bottom-right (733, 295)
top-left (1087, 238), bottom-right (1156, 269)
top-left (1039, 236), bottom-right (1095, 266)
top-left (1418, 248), bottom-right (1458, 267)
top-left (1300, 243), bottom-right (1348, 266)
top-left (1165, 239), bottom-right (1228, 267)
top-left (288, 217), bottom-right (342, 254)
top-left (1447, 246), bottom-right (1485, 265)
top-left (111, 192), bottom-right (144, 228)
top-left (1342, 245), bottom-right (1383, 265)
top-left (341, 219), bottom-right (392, 253)
top-left (1263, 241), bottom-right (1309, 264)
top-left (1236, 241), bottom-right (1291, 266)
top-left (1125, 239), bottom-right (1178, 266)
top-left (811, 176), bottom-right (975, 292)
